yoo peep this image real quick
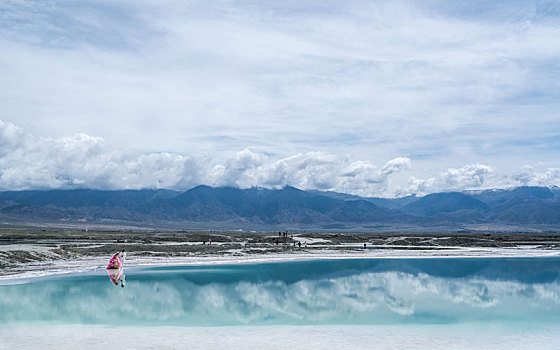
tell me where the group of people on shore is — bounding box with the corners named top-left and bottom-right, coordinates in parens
top-left (275, 231), bottom-right (307, 248)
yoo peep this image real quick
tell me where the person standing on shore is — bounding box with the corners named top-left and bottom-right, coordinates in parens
top-left (119, 249), bottom-right (126, 263)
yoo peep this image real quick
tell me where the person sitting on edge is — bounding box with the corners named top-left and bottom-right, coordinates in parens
top-left (107, 252), bottom-right (121, 269)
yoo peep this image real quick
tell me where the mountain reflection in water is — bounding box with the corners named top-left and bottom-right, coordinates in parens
top-left (1, 258), bottom-right (559, 326)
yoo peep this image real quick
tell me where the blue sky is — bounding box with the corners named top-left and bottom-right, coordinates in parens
top-left (0, 0), bottom-right (559, 196)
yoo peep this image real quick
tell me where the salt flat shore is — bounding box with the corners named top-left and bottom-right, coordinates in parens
top-left (2, 324), bottom-right (559, 350)
top-left (1, 231), bottom-right (560, 280)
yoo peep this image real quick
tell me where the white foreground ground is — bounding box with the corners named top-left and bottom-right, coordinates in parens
top-left (1, 324), bottom-right (559, 350)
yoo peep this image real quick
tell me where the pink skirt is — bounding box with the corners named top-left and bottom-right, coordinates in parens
top-left (106, 252), bottom-right (122, 269)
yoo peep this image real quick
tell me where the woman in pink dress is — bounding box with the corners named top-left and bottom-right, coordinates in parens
top-left (106, 251), bottom-right (122, 269)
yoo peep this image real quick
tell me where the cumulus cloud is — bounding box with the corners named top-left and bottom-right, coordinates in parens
top-left (401, 162), bottom-right (560, 196)
top-left (214, 151), bottom-right (411, 196)
top-left (210, 148), bottom-right (265, 188)
top-left (381, 157), bottom-right (412, 176)
top-left (0, 119), bottom-right (558, 196)
top-left (440, 164), bottom-right (494, 189)
top-left (404, 163), bottom-right (494, 195)
top-left (256, 152), bottom-right (341, 190)
top-left (0, 120), bottom-right (410, 195)
top-left (507, 165), bottom-right (560, 187)
top-left (0, 120), bottom-right (206, 190)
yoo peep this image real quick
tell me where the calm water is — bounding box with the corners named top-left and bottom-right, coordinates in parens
top-left (1, 257), bottom-right (560, 328)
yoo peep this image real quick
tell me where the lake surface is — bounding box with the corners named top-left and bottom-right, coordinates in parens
top-left (1, 257), bottom-right (560, 349)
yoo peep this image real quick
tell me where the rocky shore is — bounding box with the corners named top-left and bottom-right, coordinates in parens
top-left (1, 230), bottom-right (560, 279)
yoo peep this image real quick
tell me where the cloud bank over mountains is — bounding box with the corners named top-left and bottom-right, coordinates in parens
top-left (1, 0), bottom-right (559, 179)
top-left (1, 1), bottom-right (559, 196)
top-left (0, 120), bottom-right (557, 197)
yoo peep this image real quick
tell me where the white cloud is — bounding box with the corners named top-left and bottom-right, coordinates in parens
top-left (381, 157), bottom-right (412, 176)
top-left (0, 119), bottom-right (413, 194)
top-left (256, 152), bottom-right (341, 190)
top-left (440, 164), bottom-right (494, 189)
top-left (1, 119), bottom-right (560, 196)
top-left (212, 150), bottom-right (411, 196)
top-left (400, 162), bottom-right (560, 196)
top-left (0, 0), bottom-right (559, 172)
top-left (0, 120), bottom-right (206, 190)
top-left (404, 163), bottom-right (494, 195)
top-left (507, 165), bottom-right (560, 188)
top-left (211, 148), bottom-right (265, 188)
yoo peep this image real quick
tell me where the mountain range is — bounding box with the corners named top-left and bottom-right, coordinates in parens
top-left (0, 185), bottom-right (559, 231)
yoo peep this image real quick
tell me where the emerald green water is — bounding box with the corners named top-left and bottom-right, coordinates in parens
top-left (1, 258), bottom-right (560, 326)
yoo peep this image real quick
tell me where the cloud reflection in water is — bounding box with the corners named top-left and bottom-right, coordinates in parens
top-left (1, 258), bottom-right (559, 326)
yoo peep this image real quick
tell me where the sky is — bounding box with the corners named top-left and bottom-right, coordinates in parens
top-left (0, 0), bottom-right (559, 197)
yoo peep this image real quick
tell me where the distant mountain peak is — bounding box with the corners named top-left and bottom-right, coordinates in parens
top-left (282, 185), bottom-right (302, 191)
top-left (402, 192), bottom-right (487, 217)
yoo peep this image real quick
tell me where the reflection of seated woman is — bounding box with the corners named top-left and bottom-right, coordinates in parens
top-left (108, 269), bottom-right (120, 286)
top-left (107, 267), bottom-right (125, 287)
top-left (118, 273), bottom-right (126, 288)
top-left (106, 252), bottom-right (122, 269)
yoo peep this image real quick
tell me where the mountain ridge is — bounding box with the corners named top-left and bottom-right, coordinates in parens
top-left (0, 185), bottom-right (558, 230)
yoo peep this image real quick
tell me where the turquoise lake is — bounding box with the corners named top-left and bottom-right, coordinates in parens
top-left (1, 257), bottom-right (560, 327)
